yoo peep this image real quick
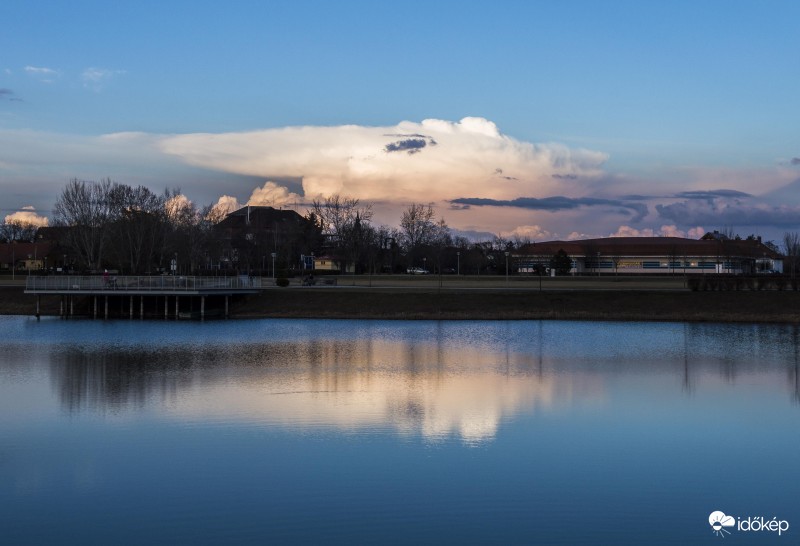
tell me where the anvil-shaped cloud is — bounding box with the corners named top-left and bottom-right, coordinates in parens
top-left (158, 117), bottom-right (608, 202)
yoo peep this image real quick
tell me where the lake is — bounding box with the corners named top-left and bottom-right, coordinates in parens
top-left (1, 316), bottom-right (798, 544)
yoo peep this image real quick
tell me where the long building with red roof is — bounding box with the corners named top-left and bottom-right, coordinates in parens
top-left (514, 233), bottom-right (783, 275)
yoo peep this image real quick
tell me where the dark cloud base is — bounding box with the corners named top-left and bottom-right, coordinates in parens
top-left (383, 135), bottom-right (438, 155)
top-left (657, 201), bottom-right (800, 227)
top-left (450, 196), bottom-right (648, 221)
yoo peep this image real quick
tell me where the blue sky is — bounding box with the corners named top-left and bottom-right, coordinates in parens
top-left (2, 0), bottom-right (799, 241)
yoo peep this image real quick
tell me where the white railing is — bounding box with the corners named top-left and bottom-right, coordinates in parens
top-left (26, 275), bottom-right (262, 291)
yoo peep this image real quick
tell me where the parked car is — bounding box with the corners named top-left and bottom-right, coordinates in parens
top-left (406, 267), bottom-right (429, 275)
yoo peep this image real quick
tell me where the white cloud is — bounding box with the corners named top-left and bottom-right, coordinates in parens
top-left (567, 231), bottom-right (592, 241)
top-left (502, 225), bottom-right (553, 241)
top-left (205, 181), bottom-right (304, 222)
top-left (82, 67), bottom-right (125, 90)
top-left (207, 195), bottom-right (241, 221)
top-left (24, 65), bottom-right (57, 75)
top-left (159, 117), bottom-right (608, 203)
top-left (5, 206), bottom-right (49, 227)
top-left (165, 193), bottom-right (194, 221)
top-left (687, 226), bottom-right (706, 239)
top-left (608, 224), bottom-right (705, 239)
top-left (24, 65), bottom-right (59, 83)
top-left (2, 121), bottom-right (796, 243)
top-left (246, 181), bottom-right (303, 207)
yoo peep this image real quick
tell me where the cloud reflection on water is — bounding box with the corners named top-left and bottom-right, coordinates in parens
top-left (1, 319), bottom-right (798, 444)
top-left (47, 336), bottom-right (606, 444)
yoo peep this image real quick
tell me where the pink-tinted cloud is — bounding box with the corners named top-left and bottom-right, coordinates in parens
top-left (159, 117), bottom-right (608, 203)
top-left (5, 206), bottom-right (49, 227)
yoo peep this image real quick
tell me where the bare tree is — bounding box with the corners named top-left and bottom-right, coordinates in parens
top-left (107, 184), bottom-right (166, 274)
top-left (400, 203), bottom-right (436, 264)
top-left (52, 178), bottom-right (115, 271)
top-left (0, 219), bottom-right (38, 243)
top-left (582, 240), bottom-right (599, 275)
top-left (311, 194), bottom-right (372, 272)
top-left (784, 231), bottom-right (800, 280)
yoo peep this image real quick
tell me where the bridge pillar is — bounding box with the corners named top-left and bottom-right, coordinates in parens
top-left (129, 296), bottom-right (134, 319)
top-left (36, 296), bottom-right (40, 320)
top-left (60, 296), bottom-right (64, 318)
top-left (225, 295), bottom-right (229, 319)
top-left (175, 296), bottom-right (179, 319)
top-left (201, 296), bottom-right (205, 321)
top-left (70, 296), bottom-right (74, 317)
top-left (104, 296), bottom-right (108, 319)
top-left (93, 296), bottom-right (97, 319)
top-left (140, 296), bottom-right (144, 320)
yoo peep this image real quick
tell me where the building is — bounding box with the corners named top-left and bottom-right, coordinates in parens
top-left (0, 241), bottom-right (53, 272)
top-left (515, 235), bottom-right (783, 275)
top-left (214, 206), bottom-right (319, 272)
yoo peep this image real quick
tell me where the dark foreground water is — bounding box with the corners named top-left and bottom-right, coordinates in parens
top-left (0, 316), bottom-right (798, 545)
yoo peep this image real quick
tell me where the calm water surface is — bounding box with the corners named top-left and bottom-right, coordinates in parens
top-left (1, 316), bottom-right (798, 544)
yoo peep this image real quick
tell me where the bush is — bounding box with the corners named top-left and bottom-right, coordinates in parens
top-left (275, 277), bottom-right (290, 287)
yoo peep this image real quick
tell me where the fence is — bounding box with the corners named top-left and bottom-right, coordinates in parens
top-left (26, 275), bottom-right (262, 292)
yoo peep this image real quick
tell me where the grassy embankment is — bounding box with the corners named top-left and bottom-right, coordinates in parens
top-left (3, 274), bottom-right (799, 322)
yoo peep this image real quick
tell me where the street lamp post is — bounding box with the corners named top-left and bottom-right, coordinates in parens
top-left (271, 252), bottom-right (277, 281)
top-left (505, 251), bottom-right (509, 286)
top-left (423, 257), bottom-right (427, 273)
top-left (457, 251), bottom-right (460, 275)
top-left (539, 263), bottom-right (543, 292)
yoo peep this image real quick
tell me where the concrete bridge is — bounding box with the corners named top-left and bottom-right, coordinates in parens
top-left (25, 275), bottom-right (262, 319)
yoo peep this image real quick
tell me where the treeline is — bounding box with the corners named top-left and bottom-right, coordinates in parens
top-left (1, 178), bottom-right (538, 276)
top-left (6, 178), bottom-right (798, 277)
top-left (45, 178), bottom-right (219, 274)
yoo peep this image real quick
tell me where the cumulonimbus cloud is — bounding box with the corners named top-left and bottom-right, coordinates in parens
top-left (158, 117), bottom-right (608, 203)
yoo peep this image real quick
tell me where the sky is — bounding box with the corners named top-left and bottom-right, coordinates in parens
top-left (2, 0), bottom-right (799, 243)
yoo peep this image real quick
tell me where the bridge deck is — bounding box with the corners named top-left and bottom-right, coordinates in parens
top-left (25, 275), bottom-right (263, 296)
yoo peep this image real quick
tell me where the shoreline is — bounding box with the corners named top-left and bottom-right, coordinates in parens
top-left (3, 285), bottom-right (799, 323)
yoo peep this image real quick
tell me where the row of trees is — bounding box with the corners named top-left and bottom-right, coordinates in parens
top-left (309, 198), bottom-right (467, 275)
top-left (48, 178), bottom-right (217, 274)
top-left (4, 177), bottom-right (800, 277)
top-left (2, 178), bottom-right (523, 275)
